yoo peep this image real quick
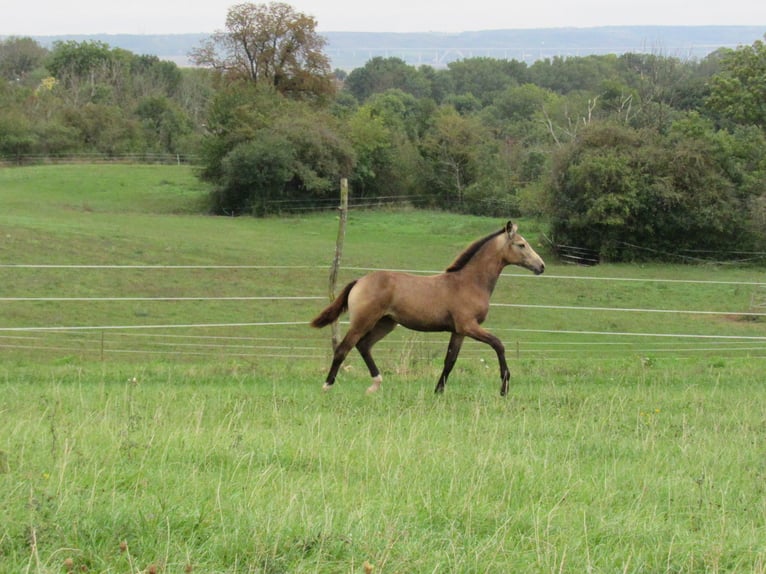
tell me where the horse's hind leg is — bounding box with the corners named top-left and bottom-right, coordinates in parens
top-left (322, 328), bottom-right (363, 391)
top-left (321, 314), bottom-right (384, 391)
top-left (322, 331), bottom-right (360, 390)
top-left (356, 317), bottom-right (397, 393)
top-left (434, 333), bottom-right (465, 394)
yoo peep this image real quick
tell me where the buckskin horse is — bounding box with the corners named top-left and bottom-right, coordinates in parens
top-left (311, 221), bottom-right (545, 395)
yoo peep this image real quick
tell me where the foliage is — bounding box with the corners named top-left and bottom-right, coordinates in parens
top-left (529, 54), bottom-right (619, 94)
top-left (345, 101), bottom-right (424, 202)
top-left (191, 1), bottom-right (334, 100)
top-left (420, 106), bottom-right (493, 209)
top-left (190, 2), bottom-right (352, 213)
top-left (447, 57), bottom-right (528, 105)
top-left (549, 118), bottom-right (765, 260)
top-left (1, 18), bottom-right (766, 260)
top-left (136, 96), bottom-right (194, 153)
top-left (707, 36), bottom-right (766, 129)
top-left (0, 36), bottom-right (47, 83)
top-left (344, 56), bottom-right (433, 102)
top-left (62, 103), bottom-right (143, 155)
top-left (197, 82), bottom-right (282, 181)
top-left (215, 135), bottom-right (295, 214)
top-left (202, 84), bottom-right (354, 214)
top-left (0, 108), bottom-right (36, 159)
top-left (0, 38), bottom-right (208, 160)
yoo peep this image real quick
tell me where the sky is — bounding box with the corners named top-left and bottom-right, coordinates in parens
top-left (1, 0), bottom-right (765, 36)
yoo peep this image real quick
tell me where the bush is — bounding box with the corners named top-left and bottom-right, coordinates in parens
top-left (207, 107), bottom-right (355, 215)
top-left (213, 136), bottom-right (295, 215)
top-left (548, 120), bottom-right (762, 261)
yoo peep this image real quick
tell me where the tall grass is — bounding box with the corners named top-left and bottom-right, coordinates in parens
top-left (2, 358), bottom-right (766, 572)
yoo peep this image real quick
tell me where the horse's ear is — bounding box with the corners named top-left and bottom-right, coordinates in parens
top-left (505, 220), bottom-right (518, 238)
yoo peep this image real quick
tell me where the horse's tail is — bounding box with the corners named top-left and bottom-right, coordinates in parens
top-left (310, 280), bottom-right (358, 328)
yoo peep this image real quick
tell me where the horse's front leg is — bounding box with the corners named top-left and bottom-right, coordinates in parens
top-left (464, 325), bottom-right (510, 396)
top-left (434, 333), bottom-right (465, 393)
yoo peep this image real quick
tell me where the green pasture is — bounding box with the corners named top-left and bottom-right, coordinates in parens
top-left (1, 164), bottom-right (764, 366)
top-left (1, 164), bottom-right (766, 572)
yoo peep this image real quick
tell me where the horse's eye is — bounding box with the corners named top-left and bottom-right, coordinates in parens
top-left (517, 243), bottom-right (526, 249)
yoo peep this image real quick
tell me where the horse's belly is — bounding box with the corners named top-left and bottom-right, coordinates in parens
top-left (388, 308), bottom-right (453, 332)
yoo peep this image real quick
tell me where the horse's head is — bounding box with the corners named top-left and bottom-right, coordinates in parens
top-left (503, 221), bottom-right (545, 275)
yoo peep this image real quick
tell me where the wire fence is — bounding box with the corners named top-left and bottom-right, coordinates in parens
top-left (0, 152), bottom-right (200, 167)
top-left (2, 264), bottom-right (765, 364)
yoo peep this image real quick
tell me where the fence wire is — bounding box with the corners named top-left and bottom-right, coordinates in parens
top-left (1, 265), bottom-right (764, 362)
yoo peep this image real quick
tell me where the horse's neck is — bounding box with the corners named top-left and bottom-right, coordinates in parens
top-left (461, 240), bottom-right (506, 294)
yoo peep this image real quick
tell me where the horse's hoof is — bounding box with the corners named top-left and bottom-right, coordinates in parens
top-left (322, 383), bottom-right (333, 392)
top-left (366, 375), bottom-right (382, 394)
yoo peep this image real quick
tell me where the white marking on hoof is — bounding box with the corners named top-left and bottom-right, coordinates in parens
top-left (322, 382), bottom-right (333, 392)
top-left (366, 375), bottom-right (383, 394)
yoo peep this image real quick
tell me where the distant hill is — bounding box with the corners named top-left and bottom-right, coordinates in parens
top-left (18, 26), bottom-right (766, 70)
top-left (324, 26), bottom-right (766, 69)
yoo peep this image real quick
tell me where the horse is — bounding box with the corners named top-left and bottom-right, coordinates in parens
top-left (311, 221), bottom-right (545, 396)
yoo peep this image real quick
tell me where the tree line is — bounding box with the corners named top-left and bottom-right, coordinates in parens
top-left (1, 1), bottom-right (765, 261)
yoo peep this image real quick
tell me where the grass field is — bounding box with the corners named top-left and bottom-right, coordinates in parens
top-left (1, 165), bottom-right (766, 572)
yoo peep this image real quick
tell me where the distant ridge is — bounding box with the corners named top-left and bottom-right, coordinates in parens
top-left (323, 26), bottom-right (766, 69)
top-left (14, 26), bottom-right (766, 69)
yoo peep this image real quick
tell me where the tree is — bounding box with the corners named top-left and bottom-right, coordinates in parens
top-left (346, 103), bottom-right (422, 199)
top-left (129, 55), bottom-right (183, 99)
top-left (198, 82), bottom-right (287, 182)
top-left (344, 57), bottom-right (432, 102)
top-left (529, 54), bottom-right (620, 94)
top-left (446, 57), bottom-right (528, 106)
top-left (615, 53), bottom-right (690, 130)
top-left (0, 109), bottom-right (37, 160)
top-left (202, 84), bottom-right (355, 214)
top-left (486, 83), bottom-right (556, 143)
top-left (0, 37), bottom-right (47, 83)
top-left (363, 89), bottom-right (428, 141)
top-left (136, 96), bottom-right (192, 153)
top-left (420, 106), bottom-right (494, 209)
top-left (209, 111), bottom-right (355, 215)
top-left (47, 40), bottom-right (118, 105)
top-left (707, 36), bottom-right (766, 130)
top-left (191, 1), bottom-right (333, 99)
top-left (62, 103), bottom-right (142, 155)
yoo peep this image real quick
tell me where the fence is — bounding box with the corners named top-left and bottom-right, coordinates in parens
top-left (0, 153), bottom-right (199, 167)
top-left (1, 264), bottom-right (765, 364)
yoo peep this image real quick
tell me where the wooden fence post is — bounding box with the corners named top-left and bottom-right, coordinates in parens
top-left (328, 178), bottom-right (349, 351)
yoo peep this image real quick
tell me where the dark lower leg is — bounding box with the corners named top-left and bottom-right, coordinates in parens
top-left (499, 356), bottom-right (510, 396)
top-left (323, 348), bottom-right (349, 389)
top-left (485, 337), bottom-right (509, 396)
top-left (356, 318), bottom-right (396, 393)
top-left (322, 332), bottom-right (359, 389)
top-left (465, 326), bottom-right (510, 396)
top-left (435, 333), bottom-right (464, 393)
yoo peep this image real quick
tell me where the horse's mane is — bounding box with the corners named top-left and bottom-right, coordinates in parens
top-left (445, 228), bottom-right (505, 272)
